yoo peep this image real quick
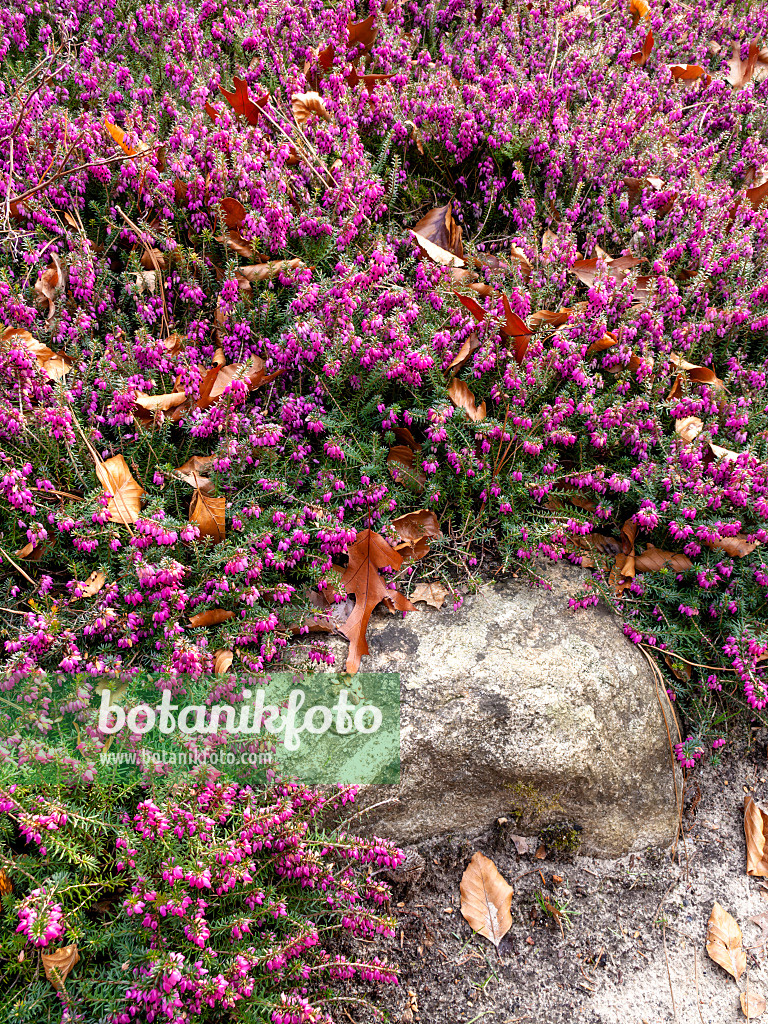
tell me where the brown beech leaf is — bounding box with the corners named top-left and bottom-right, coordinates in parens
top-left (587, 332), bottom-right (619, 355)
top-left (392, 510), bottom-right (441, 561)
top-left (728, 41), bottom-right (759, 89)
top-left (213, 649), bottom-right (234, 674)
top-left (219, 77), bottom-right (269, 126)
top-left (413, 203), bottom-right (463, 258)
top-left (459, 851), bottom-right (514, 948)
top-left (706, 534), bottom-right (760, 558)
top-left (216, 229), bottom-right (259, 258)
top-left (190, 608), bottom-right (234, 627)
top-left (340, 529), bottom-right (415, 674)
top-left (745, 795), bottom-right (768, 877)
top-left (571, 255), bottom-right (643, 288)
top-left (741, 990), bottom-right (767, 1019)
top-left (220, 198), bottom-right (246, 229)
top-left (16, 540), bottom-right (47, 560)
top-left (104, 120), bottom-right (145, 156)
top-left (448, 377), bottom-right (486, 421)
top-left (2, 327), bottom-right (71, 380)
top-left (190, 490), bottom-right (226, 543)
top-left (345, 69), bottom-right (394, 93)
top-left (175, 455), bottom-right (217, 494)
top-left (510, 244), bottom-right (532, 280)
top-left (529, 308), bottom-right (572, 329)
top-left (448, 332), bottom-right (482, 373)
top-left (667, 354), bottom-right (724, 400)
top-left (42, 945), bottom-right (79, 991)
top-left (412, 230), bottom-right (465, 268)
top-left (393, 427), bottom-right (419, 451)
top-left (410, 581), bottom-right (449, 609)
top-left (631, 544), bottom-right (693, 574)
top-left (80, 571), bottom-right (106, 598)
top-left (95, 455), bottom-right (144, 525)
top-left (706, 902), bottom-right (746, 980)
top-left (135, 390), bottom-right (187, 413)
top-left (631, 29), bottom-right (654, 67)
top-left (34, 254), bottom-right (68, 323)
top-left (675, 416), bottom-right (703, 443)
top-left (629, 0), bottom-right (650, 24)
top-left (292, 92), bottom-right (331, 126)
top-left (664, 653), bottom-right (692, 682)
top-left (387, 446), bottom-right (426, 493)
top-left (236, 259), bottom-right (304, 287)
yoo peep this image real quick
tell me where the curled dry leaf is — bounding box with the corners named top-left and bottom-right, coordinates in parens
top-left (510, 244), bottom-right (532, 280)
top-left (175, 455), bottom-right (217, 494)
top-left (213, 649), bottom-right (234, 674)
top-left (412, 230), bottom-right (465, 268)
top-left (292, 92), bottom-right (331, 125)
top-left (410, 581), bottom-right (449, 609)
top-left (675, 416), bottom-right (703, 443)
top-left (728, 41), bottom-right (759, 90)
top-left (448, 377), bottom-right (486, 421)
top-left (34, 254), bottom-right (68, 323)
top-left (80, 571), bottom-right (106, 598)
top-left (629, 0), bottom-right (650, 24)
top-left (42, 945), bottom-right (80, 991)
top-left (413, 203), bottom-right (463, 258)
top-left (190, 490), bottom-right (226, 543)
top-left (459, 851), bottom-right (514, 948)
top-left (189, 609), bottom-right (235, 627)
top-left (571, 255), bottom-right (643, 288)
top-left (340, 529), bottom-right (415, 673)
top-left (95, 455), bottom-right (144, 525)
top-left (631, 29), bottom-right (653, 67)
top-left (134, 270), bottom-right (157, 295)
top-left (670, 64), bottom-right (708, 82)
top-left (529, 308), bottom-right (572, 329)
top-left (236, 259), bottom-right (304, 287)
top-left (706, 902), bottom-right (746, 980)
top-left (135, 390), bottom-right (187, 413)
top-left (745, 795), bottom-right (768, 877)
top-left (448, 332), bottom-right (482, 372)
top-left (392, 510), bottom-right (441, 561)
top-left (220, 197), bottom-right (246, 229)
top-left (741, 990), bottom-right (767, 1019)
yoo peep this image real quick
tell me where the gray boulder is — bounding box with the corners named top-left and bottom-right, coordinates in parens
top-left (329, 563), bottom-right (681, 857)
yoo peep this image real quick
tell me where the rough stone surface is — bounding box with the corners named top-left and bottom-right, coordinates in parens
top-left (332, 563), bottom-right (681, 857)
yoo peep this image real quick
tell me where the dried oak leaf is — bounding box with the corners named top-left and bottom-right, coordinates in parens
top-left (292, 92), bottom-right (331, 125)
top-left (741, 990), bottom-right (767, 1019)
top-left (745, 795), bottom-right (768, 877)
top-left (448, 377), bottom-right (486, 422)
top-left (42, 945), bottom-right (79, 991)
top-left (453, 291), bottom-right (531, 363)
top-left (339, 529), bottom-right (415, 673)
top-left (190, 490), bottom-right (226, 543)
top-left (748, 181), bottom-right (768, 211)
top-left (219, 78), bottom-right (269, 126)
top-left (190, 608), bottom-right (234, 627)
top-left (410, 581), bottom-right (449, 609)
top-left (413, 203), bottom-right (463, 259)
top-left (95, 455), bottom-right (144, 525)
top-left (348, 14), bottom-right (378, 54)
top-left (728, 41), bottom-right (759, 90)
top-left (706, 902), bottom-right (746, 979)
top-left (631, 29), bottom-right (654, 67)
top-left (459, 851), bottom-right (514, 948)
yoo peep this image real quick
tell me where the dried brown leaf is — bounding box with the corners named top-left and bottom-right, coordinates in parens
top-left (34, 255), bottom-right (68, 323)
top-left (459, 851), bottom-right (514, 947)
top-left (741, 990), bottom-right (767, 1019)
top-left (413, 203), bottom-right (463, 258)
top-left (292, 91), bottom-right (331, 125)
top-left (80, 571), bottom-right (106, 598)
top-left (219, 77), bottom-right (269, 125)
top-left (448, 377), bottom-right (486, 421)
top-left (42, 945), bottom-right (79, 991)
top-left (392, 510), bottom-right (442, 546)
top-left (340, 529), bottom-right (415, 673)
top-left (448, 332), bottom-right (482, 372)
top-left (745, 795), bottom-right (768, 877)
top-left (189, 609), bottom-right (235, 627)
top-left (728, 41), bottom-right (759, 89)
top-left (95, 455), bottom-right (144, 525)
top-left (220, 198), bottom-right (246, 229)
top-left (175, 455), bottom-right (217, 494)
top-left (410, 581), bottom-right (449, 609)
top-left (706, 902), bottom-right (746, 980)
top-left (387, 446), bottom-right (426, 493)
top-left (135, 390), bottom-right (187, 412)
top-left (190, 490), bottom-right (226, 543)
top-left (675, 416), bottom-right (703, 443)
top-left (213, 649), bottom-right (234, 674)
top-left (705, 534), bottom-right (760, 558)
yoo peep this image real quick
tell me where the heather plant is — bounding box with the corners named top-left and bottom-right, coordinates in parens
top-left (1, 0), bottom-right (768, 1012)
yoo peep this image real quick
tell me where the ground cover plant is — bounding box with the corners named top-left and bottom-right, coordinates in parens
top-left (1, 0), bottom-right (768, 1016)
